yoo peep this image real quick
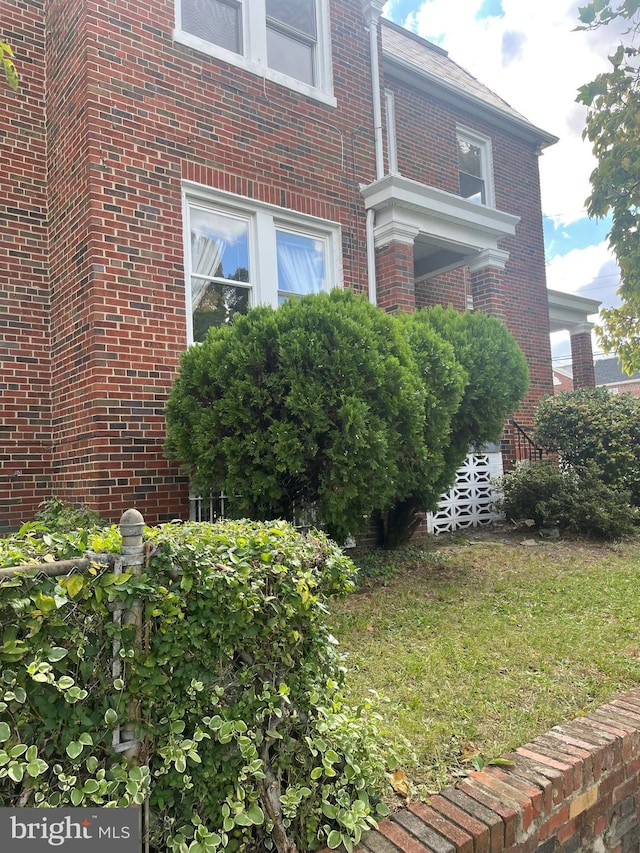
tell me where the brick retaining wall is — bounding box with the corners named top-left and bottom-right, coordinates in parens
top-left (356, 688), bottom-right (640, 853)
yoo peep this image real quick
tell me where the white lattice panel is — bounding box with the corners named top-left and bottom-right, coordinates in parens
top-left (426, 452), bottom-right (503, 535)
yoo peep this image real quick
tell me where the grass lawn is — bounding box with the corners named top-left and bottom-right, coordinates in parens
top-left (328, 529), bottom-right (640, 795)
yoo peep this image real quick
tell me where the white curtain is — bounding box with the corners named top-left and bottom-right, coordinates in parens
top-left (277, 233), bottom-right (324, 296)
top-left (191, 233), bottom-right (226, 310)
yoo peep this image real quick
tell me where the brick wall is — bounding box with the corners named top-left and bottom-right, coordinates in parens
top-left (0, 0), bottom-right (49, 532)
top-left (351, 689), bottom-right (640, 853)
top-left (3, 0), bottom-right (382, 528)
top-left (601, 381), bottom-right (640, 398)
top-left (2, 0), bottom-right (555, 529)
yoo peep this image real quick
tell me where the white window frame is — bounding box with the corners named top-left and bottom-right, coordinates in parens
top-left (182, 181), bottom-right (343, 344)
top-left (174, 0), bottom-right (336, 107)
top-left (456, 125), bottom-right (495, 208)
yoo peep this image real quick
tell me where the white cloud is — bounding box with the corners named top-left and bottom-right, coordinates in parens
top-left (545, 242), bottom-right (616, 297)
top-left (390, 0), bottom-right (624, 227)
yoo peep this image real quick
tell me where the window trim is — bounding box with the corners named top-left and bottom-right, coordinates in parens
top-left (174, 0), bottom-right (336, 107)
top-left (456, 125), bottom-right (495, 208)
top-left (182, 182), bottom-right (343, 343)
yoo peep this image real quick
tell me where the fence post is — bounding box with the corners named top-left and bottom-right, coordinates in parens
top-left (118, 508), bottom-right (147, 851)
top-left (118, 508), bottom-right (145, 760)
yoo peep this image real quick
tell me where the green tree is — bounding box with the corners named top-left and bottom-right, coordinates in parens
top-left (165, 290), bottom-right (430, 543)
top-left (422, 306), bottom-right (529, 478)
top-left (576, 0), bottom-right (640, 373)
top-left (1, 41), bottom-right (18, 90)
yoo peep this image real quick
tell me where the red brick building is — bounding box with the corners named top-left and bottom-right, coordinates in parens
top-left (2, 0), bottom-right (566, 531)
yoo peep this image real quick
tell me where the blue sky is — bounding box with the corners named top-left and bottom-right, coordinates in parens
top-left (383, 0), bottom-right (624, 366)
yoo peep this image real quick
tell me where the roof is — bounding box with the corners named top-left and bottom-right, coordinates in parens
top-left (594, 357), bottom-right (640, 386)
top-left (381, 19), bottom-right (558, 148)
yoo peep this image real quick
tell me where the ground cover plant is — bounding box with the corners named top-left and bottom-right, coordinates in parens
top-left (331, 530), bottom-right (640, 794)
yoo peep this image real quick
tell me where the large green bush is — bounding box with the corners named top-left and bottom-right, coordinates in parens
top-left (535, 387), bottom-right (640, 504)
top-left (166, 294), bottom-right (529, 546)
top-left (165, 290), bottom-right (429, 543)
top-left (0, 518), bottom-right (397, 852)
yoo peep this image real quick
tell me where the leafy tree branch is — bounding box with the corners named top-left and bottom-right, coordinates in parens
top-left (576, 0), bottom-right (640, 372)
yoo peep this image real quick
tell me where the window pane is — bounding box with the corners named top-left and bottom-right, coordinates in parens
top-left (266, 0), bottom-right (316, 37)
top-left (182, 0), bottom-right (242, 54)
top-left (190, 208), bottom-right (249, 282)
top-left (276, 230), bottom-right (326, 301)
top-left (267, 27), bottom-right (314, 85)
top-left (457, 137), bottom-right (482, 178)
top-left (191, 280), bottom-right (250, 340)
top-left (459, 172), bottom-right (485, 204)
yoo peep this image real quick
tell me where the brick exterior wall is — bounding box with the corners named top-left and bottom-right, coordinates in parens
top-left (0, 0), bottom-right (49, 533)
top-left (334, 689), bottom-right (640, 853)
top-left (416, 269), bottom-right (469, 314)
top-left (601, 380), bottom-right (640, 397)
top-left (2, 0), bottom-right (554, 529)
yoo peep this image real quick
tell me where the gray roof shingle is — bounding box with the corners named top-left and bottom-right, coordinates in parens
top-left (595, 357), bottom-right (640, 386)
top-left (381, 20), bottom-right (557, 147)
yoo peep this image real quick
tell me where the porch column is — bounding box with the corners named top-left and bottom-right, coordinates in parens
top-left (570, 323), bottom-right (596, 388)
top-left (374, 222), bottom-right (419, 313)
top-left (467, 248), bottom-right (510, 319)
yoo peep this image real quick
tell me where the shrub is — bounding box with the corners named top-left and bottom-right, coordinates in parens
top-left (35, 496), bottom-right (108, 532)
top-left (535, 388), bottom-right (640, 504)
top-left (381, 307), bottom-right (529, 546)
top-left (497, 460), bottom-right (637, 539)
top-left (0, 519), bottom-right (398, 853)
top-left (538, 465), bottom-right (637, 540)
top-left (165, 290), bottom-right (429, 543)
top-left (495, 460), bottom-right (566, 528)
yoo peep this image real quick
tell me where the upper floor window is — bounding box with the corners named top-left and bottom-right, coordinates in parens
top-left (175, 0), bottom-right (335, 106)
top-left (184, 184), bottom-right (342, 343)
top-left (456, 128), bottom-right (494, 207)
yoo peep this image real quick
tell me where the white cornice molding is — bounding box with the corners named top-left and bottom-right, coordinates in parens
top-left (373, 219), bottom-right (420, 247)
top-left (569, 322), bottom-right (596, 337)
top-left (467, 248), bottom-right (510, 273)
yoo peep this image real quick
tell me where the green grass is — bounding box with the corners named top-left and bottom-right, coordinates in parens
top-left (329, 532), bottom-right (640, 793)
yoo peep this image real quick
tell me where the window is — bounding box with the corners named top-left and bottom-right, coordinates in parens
top-left (175, 0), bottom-right (335, 105)
top-left (184, 185), bottom-right (341, 343)
top-left (456, 128), bottom-right (494, 207)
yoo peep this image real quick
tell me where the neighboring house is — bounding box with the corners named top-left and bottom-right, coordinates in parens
top-left (595, 357), bottom-right (640, 397)
top-left (553, 365), bottom-right (574, 394)
top-left (2, 0), bottom-right (591, 531)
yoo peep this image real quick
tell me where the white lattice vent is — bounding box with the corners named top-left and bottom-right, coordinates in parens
top-left (426, 452), bottom-right (503, 535)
